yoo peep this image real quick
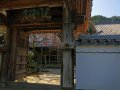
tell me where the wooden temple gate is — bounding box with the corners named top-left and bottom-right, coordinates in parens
top-left (0, 0), bottom-right (92, 90)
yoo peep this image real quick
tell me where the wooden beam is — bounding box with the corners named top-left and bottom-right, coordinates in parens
top-left (62, 2), bottom-right (74, 90)
top-left (0, 0), bottom-right (62, 10)
top-left (12, 22), bottom-right (62, 28)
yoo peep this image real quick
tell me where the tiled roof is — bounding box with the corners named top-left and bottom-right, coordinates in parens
top-left (77, 22), bottom-right (120, 45)
top-left (95, 22), bottom-right (120, 35)
top-left (77, 35), bottom-right (120, 45)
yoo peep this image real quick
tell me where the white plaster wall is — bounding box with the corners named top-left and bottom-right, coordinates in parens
top-left (76, 46), bottom-right (120, 90)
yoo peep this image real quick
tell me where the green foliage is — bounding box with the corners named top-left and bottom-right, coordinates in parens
top-left (87, 21), bottom-right (96, 34)
top-left (91, 15), bottom-right (120, 24)
top-left (27, 51), bottom-right (38, 73)
top-left (110, 16), bottom-right (120, 21)
top-left (91, 15), bottom-right (110, 24)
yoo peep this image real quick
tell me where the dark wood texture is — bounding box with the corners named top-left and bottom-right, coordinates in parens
top-left (0, 0), bottom-right (62, 9)
top-left (15, 31), bottom-right (28, 80)
top-left (10, 28), bottom-right (18, 80)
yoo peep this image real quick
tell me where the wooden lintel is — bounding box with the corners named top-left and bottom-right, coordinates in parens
top-left (17, 27), bottom-right (62, 31)
top-left (12, 22), bottom-right (62, 28)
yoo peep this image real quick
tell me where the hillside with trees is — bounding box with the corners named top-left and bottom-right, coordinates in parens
top-left (91, 15), bottom-right (120, 24)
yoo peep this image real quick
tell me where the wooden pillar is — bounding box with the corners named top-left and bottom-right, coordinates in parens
top-left (62, 2), bottom-right (74, 90)
top-left (0, 53), bottom-right (8, 82)
top-left (9, 29), bottom-right (18, 80)
top-left (0, 26), bottom-right (12, 86)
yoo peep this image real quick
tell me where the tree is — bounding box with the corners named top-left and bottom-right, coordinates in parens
top-left (91, 15), bottom-right (110, 24)
top-left (110, 16), bottom-right (120, 21)
top-left (91, 15), bottom-right (120, 24)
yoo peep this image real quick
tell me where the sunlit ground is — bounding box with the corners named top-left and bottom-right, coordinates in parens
top-left (15, 69), bottom-right (60, 85)
top-left (15, 69), bottom-right (76, 85)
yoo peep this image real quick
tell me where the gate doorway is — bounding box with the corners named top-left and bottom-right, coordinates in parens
top-left (5, 7), bottom-right (63, 88)
top-left (14, 31), bottom-right (62, 86)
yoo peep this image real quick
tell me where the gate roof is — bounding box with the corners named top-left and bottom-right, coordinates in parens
top-left (0, 0), bottom-right (93, 38)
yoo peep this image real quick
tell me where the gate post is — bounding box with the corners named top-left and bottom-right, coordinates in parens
top-left (9, 28), bottom-right (18, 80)
top-left (62, 2), bottom-right (74, 90)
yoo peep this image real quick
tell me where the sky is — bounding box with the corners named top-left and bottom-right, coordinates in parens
top-left (92, 0), bottom-right (120, 17)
